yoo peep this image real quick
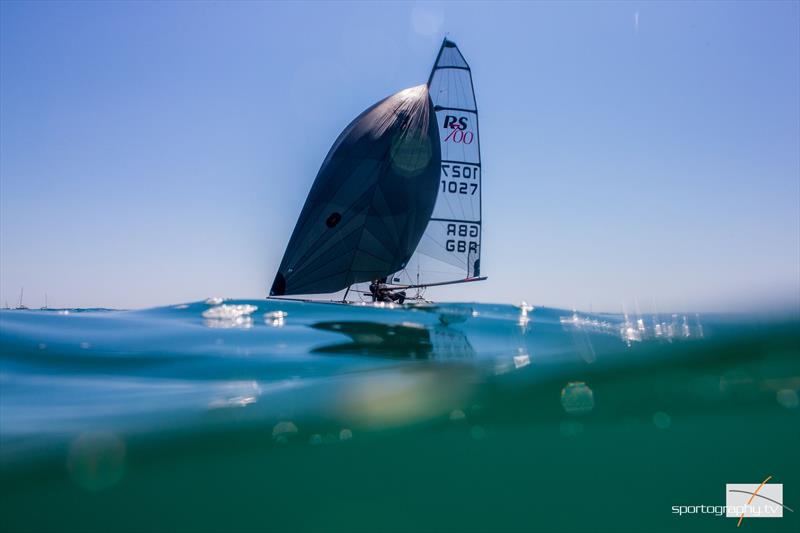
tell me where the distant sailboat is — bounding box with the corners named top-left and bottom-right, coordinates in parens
top-left (15, 288), bottom-right (28, 310)
top-left (270, 38), bottom-right (486, 300)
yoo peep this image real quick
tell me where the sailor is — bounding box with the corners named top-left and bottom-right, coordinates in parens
top-left (369, 278), bottom-right (406, 304)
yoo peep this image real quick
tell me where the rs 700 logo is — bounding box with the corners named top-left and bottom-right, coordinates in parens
top-left (442, 115), bottom-right (474, 144)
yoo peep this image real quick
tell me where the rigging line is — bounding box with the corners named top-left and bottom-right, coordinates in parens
top-left (392, 260), bottom-right (412, 285)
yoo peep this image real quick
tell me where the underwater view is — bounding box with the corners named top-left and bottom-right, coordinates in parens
top-left (2, 1), bottom-right (799, 532)
top-left (1, 300), bottom-right (798, 532)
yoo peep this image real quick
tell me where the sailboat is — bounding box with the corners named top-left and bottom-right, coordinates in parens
top-left (270, 38), bottom-right (485, 302)
top-left (14, 288), bottom-right (29, 310)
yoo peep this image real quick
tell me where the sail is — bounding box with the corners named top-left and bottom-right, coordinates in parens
top-left (270, 85), bottom-right (441, 296)
top-left (397, 39), bottom-right (482, 286)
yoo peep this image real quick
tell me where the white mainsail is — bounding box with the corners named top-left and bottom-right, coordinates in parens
top-left (396, 38), bottom-right (483, 287)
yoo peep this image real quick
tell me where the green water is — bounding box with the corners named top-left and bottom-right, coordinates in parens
top-left (1, 301), bottom-right (798, 532)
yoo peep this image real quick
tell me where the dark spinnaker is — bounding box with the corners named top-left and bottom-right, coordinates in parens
top-left (271, 85), bottom-right (441, 296)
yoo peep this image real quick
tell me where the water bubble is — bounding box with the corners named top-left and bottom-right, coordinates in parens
top-left (339, 428), bottom-right (353, 441)
top-left (79, 342), bottom-right (91, 350)
top-left (449, 409), bottom-right (466, 422)
top-left (653, 411), bottom-right (671, 429)
top-left (205, 297), bottom-right (224, 305)
top-left (776, 389), bottom-right (799, 409)
top-left (37, 343), bottom-right (47, 350)
top-left (67, 431), bottom-right (126, 491)
top-left (272, 421), bottom-right (298, 443)
top-left (560, 382), bottom-right (594, 415)
top-left (469, 425), bottom-right (486, 440)
top-left (174, 304), bottom-right (189, 310)
top-left (309, 434), bottom-right (323, 446)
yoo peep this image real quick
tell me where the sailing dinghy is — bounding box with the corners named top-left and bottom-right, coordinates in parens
top-left (270, 38), bottom-right (485, 301)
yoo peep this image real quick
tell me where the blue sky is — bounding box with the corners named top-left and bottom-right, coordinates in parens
top-left (1, 1), bottom-right (798, 311)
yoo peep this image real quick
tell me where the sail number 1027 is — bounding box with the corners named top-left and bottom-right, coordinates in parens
top-left (441, 163), bottom-right (479, 196)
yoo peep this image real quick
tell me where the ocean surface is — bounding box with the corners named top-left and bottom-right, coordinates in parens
top-left (0, 299), bottom-right (798, 533)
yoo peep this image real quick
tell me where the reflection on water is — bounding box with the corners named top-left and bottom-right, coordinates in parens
top-left (264, 310), bottom-right (287, 327)
top-left (202, 304), bottom-right (257, 329)
top-left (312, 321), bottom-right (436, 358)
top-left (0, 301), bottom-right (798, 532)
top-left (559, 309), bottom-right (705, 345)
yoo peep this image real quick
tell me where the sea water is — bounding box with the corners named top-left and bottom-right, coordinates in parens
top-left (0, 300), bottom-right (798, 532)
